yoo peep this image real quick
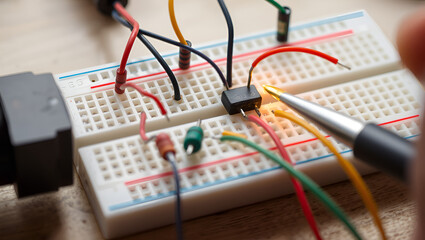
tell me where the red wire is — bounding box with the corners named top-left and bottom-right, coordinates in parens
top-left (139, 112), bottom-right (149, 141)
top-left (122, 82), bottom-right (167, 116)
top-left (114, 2), bottom-right (140, 74)
top-left (247, 115), bottom-right (322, 240)
top-left (251, 46), bottom-right (339, 68)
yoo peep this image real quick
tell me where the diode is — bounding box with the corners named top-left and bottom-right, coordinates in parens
top-left (277, 6), bottom-right (291, 42)
top-left (179, 40), bottom-right (192, 70)
top-left (184, 119), bottom-right (204, 155)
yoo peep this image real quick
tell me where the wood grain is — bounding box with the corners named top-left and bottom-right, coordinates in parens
top-left (0, 0), bottom-right (422, 239)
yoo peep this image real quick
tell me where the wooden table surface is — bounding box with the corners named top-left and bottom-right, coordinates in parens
top-left (0, 0), bottom-right (423, 239)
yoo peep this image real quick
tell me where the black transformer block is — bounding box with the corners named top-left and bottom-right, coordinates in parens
top-left (0, 72), bottom-right (73, 197)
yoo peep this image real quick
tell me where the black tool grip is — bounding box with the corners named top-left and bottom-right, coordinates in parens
top-left (353, 123), bottom-right (415, 182)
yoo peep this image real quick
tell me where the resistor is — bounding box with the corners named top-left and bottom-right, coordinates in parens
top-left (276, 7), bottom-right (291, 42)
top-left (179, 40), bottom-right (192, 70)
top-left (155, 133), bottom-right (176, 160)
top-left (184, 119), bottom-right (203, 155)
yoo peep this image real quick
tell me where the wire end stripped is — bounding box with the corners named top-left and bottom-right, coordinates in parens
top-left (240, 108), bottom-right (247, 118)
top-left (337, 62), bottom-right (351, 70)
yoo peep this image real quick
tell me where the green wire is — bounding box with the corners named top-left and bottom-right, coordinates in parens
top-left (265, 0), bottom-right (286, 13)
top-left (220, 135), bottom-right (362, 240)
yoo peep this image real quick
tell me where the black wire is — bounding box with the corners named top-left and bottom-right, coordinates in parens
top-left (113, 11), bottom-right (229, 90)
top-left (139, 30), bottom-right (229, 90)
top-left (112, 10), bottom-right (181, 101)
top-left (217, 0), bottom-right (234, 88)
top-left (165, 152), bottom-right (183, 240)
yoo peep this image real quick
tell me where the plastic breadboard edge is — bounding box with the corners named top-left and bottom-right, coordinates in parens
top-left (78, 69), bottom-right (422, 238)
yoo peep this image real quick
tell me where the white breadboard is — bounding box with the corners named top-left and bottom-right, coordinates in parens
top-left (55, 11), bottom-right (422, 239)
top-left (78, 69), bottom-right (422, 238)
top-left (55, 10), bottom-right (401, 166)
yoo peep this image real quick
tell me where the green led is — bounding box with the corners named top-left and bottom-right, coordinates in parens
top-left (184, 120), bottom-right (203, 155)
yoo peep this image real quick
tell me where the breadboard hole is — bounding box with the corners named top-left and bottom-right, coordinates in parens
top-left (61, 11), bottom-right (399, 143)
top-left (85, 71), bottom-right (421, 191)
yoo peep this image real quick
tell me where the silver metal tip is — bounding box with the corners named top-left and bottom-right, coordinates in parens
top-left (144, 135), bottom-right (156, 144)
top-left (337, 62), bottom-right (351, 70)
top-left (165, 114), bottom-right (170, 122)
top-left (240, 109), bottom-right (247, 119)
top-left (186, 144), bottom-right (194, 155)
top-left (254, 107), bottom-right (261, 117)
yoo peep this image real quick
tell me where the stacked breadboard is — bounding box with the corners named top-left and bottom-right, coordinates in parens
top-left (54, 10), bottom-right (423, 239)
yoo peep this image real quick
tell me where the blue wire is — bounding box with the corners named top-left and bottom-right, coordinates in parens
top-left (166, 152), bottom-right (183, 240)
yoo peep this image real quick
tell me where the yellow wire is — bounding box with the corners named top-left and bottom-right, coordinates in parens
top-left (273, 110), bottom-right (387, 240)
top-left (168, 0), bottom-right (188, 45)
top-left (222, 130), bottom-right (247, 139)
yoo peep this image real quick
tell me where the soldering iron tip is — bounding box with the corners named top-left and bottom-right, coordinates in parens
top-left (337, 62), bottom-right (351, 70)
top-left (165, 114), bottom-right (170, 122)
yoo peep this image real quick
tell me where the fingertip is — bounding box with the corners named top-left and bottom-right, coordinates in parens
top-left (397, 7), bottom-right (425, 81)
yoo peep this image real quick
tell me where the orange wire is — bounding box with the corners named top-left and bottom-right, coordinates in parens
top-left (274, 110), bottom-right (386, 239)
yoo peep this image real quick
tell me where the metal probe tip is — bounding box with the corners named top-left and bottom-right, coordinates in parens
top-left (337, 62), bottom-right (351, 70)
top-left (262, 85), bottom-right (285, 100)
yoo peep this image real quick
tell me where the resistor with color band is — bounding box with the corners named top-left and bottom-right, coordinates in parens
top-left (179, 40), bottom-right (192, 69)
top-left (155, 133), bottom-right (176, 160)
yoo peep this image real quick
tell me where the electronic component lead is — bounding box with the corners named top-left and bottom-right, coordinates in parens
top-left (277, 6), bottom-right (291, 42)
top-left (184, 119), bottom-right (204, 155)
